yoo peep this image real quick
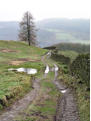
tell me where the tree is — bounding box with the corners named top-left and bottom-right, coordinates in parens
top-left (19, 11), bottom-right (36, 46)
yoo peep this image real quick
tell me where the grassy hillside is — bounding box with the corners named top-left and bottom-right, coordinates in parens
top-left (55, 43), bottom-right (90, 53)
top-left (45, 43), bottom-right (90, 53)
top-left (0, 40), bottom-right (90, 121)
top-left (0, 40), bottom-right (47, 110)
top-left (0, 40), bottom-right (60, 121)
top-left (58, 50), bottom-right (78, 62)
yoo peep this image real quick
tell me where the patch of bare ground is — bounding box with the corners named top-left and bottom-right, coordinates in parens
top-left (9, 58), bottom-right (40, 65)
top-left (0, 49), bottom-right (18, 53)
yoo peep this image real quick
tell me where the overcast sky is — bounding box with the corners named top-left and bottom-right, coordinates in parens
top-left (0, 0), bottom-right (90, 21)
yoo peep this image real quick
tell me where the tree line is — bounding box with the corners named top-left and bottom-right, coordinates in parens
top-left (56, 43), bottom-right (90, 53)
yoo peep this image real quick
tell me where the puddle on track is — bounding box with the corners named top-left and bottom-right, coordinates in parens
top-left (54, 64), bottom-right (67, 94)
top-left (60, 89), bottom-right (67, 93)
top-left (54, 64), bottom-right (59, 71)
top-left (8, 68), bottom-right (37, 74)
top-left (44, 65), bottom-right (49, 74)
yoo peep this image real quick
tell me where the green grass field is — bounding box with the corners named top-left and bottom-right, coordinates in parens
top-left (0, 40), bottom-right (48, 109)
top-left (58, 50), bottom-right (78, 62)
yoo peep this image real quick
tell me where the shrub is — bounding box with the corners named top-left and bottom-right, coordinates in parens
top-left (70, 53), bottom-right (90, 87)
top-left (51, 52), bottom-right (70, 65)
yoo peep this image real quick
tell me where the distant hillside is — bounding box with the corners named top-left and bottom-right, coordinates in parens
top-left (37, 18), bottom-right (90, 47)
top-left (0, 22), bottom-right (19, 40)
top-left (0, 19), bottom-right (90, 47)
top-left (44, 43), bottom-right (90, 53)
top-left (37, 18), bottom-right (90, 35)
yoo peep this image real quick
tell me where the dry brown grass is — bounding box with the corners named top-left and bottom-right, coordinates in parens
top-left (0, 49), bottom-right (18, 53)
top-left (9, 58), bottom-right (40, 65)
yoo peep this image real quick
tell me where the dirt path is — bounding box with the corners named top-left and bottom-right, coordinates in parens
top-left (54, 64), bottom-right (80, 121)
top-left (0, 52), bottom-right (80, 121)
top-left (43, 51), bottom-right (80, 121)
top-left (0, 79), bottom-right (40, 121)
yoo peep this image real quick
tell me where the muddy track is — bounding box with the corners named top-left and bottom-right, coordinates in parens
top-left (43, 51), bottom-right (80, 121)
top-left (0, 51), bottom-right (80, 121)
top-left (55, 86), bottom-right (80, 121)
top-left (0, 79), bottom-right (40, 121)
top-left (54, 64), bottom-right (80, 121)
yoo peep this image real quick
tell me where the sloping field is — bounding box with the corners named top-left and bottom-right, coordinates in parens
top-left (0, 40), bottom-right (47, 110)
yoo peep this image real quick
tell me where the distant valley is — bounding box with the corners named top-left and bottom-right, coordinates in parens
top-left (0, 19), bottom-right (90, 47)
